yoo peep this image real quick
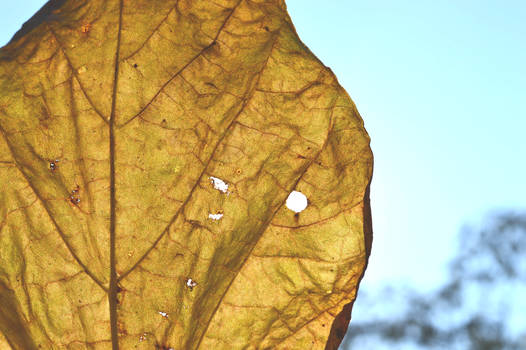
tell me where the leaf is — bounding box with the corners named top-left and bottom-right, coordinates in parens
top-left (0, 0), bottom-right (373, 349)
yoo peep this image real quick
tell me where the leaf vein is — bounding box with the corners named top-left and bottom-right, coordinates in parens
top-left (0, 122), bottom-right (107, 292)
top-left (194, 82), bottom-right (339, 349)
top-left (119, 0), bottom-right (244, 128)
top-left (47, 25), bottom-right (110, 125)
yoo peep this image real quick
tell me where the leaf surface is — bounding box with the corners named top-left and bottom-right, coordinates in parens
top-left (0, 0), bottom-right (373, 349)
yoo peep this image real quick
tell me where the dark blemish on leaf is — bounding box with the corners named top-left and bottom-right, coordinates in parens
top-left (264, 26), bottom-right (270, 32)
top-left (205, 81), bottom-right (217, 89)
top-left (133, 63), bottom-right (138, 68)
top-left (235, 168), bottom-right (242, 175)
top-left (322, 324), bottom-right (326, 327)
top-left (188, 220), bottom-right (201, 227)
top-left (49, 159), bottom-right (59, 171)
top-left (117, 321), bottom-right (128, 335)
top-left (154, 338), bottom-right (174, 350)
top-left (69, 185), bottom-right (81, 205)
top-left (294, 212), bottom-right (300, 222)
top-left (297, 154), bottom-right (306, 159)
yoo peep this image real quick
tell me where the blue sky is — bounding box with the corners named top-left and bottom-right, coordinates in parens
top-left (1, 0), bottom-right (525, 347)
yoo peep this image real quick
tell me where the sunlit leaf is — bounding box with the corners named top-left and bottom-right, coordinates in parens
top-left (0, 0), bottom-right (373, 349)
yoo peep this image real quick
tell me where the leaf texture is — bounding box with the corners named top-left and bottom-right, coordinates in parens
top-left (0, 0), bottom-right (373, 349)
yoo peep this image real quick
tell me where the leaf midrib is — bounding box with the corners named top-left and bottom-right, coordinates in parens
top-left (107, 1), bottom-right (244, 348)
top-left (108, 0), bottom-right (124, 348)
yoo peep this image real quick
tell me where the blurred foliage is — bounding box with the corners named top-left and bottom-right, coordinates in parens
top-left (342, 211), bottom-right (526, 350)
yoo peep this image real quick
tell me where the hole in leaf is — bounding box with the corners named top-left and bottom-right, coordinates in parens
top-left (286, 191), bottom-right (308, 213)
top-left (158, 311), bottom-right (168, 318)
top-left (208, 212), bottom-right (223, 221)
top-left (209, 176), bottom-right (228, 193)
top-left (186, 278), bottom-right (197, 291)
top-left (69, 185), bottom-right (81, 205)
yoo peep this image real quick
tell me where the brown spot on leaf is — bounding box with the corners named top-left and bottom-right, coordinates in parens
top-left (81, 23), bottom-right (91, 33)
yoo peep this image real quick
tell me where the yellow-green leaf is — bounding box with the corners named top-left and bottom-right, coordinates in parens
top-left (0, 0), bottom-right (373, 349)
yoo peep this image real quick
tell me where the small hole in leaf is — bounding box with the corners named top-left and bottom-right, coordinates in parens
top-left (186, 278), bottom-right (197, 291)
top-left (209, 176), bottom-right (228, 193)
top-left (286, 191), bottom-right (308, 213)
top-left (208, 212), bottom-right (223, 221)
top-left (69, 185), bottom-right (81, 205)
top-left (158, 311), bottom-right (168, 318)
top-left (49, 159), bottom-right (59, 171)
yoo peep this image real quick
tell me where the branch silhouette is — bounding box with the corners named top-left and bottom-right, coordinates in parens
top-left (343, 210), bottom-right (526, 350)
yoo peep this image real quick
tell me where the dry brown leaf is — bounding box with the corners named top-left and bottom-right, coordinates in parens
top-left (0, 0), bottom-right (373, 349)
